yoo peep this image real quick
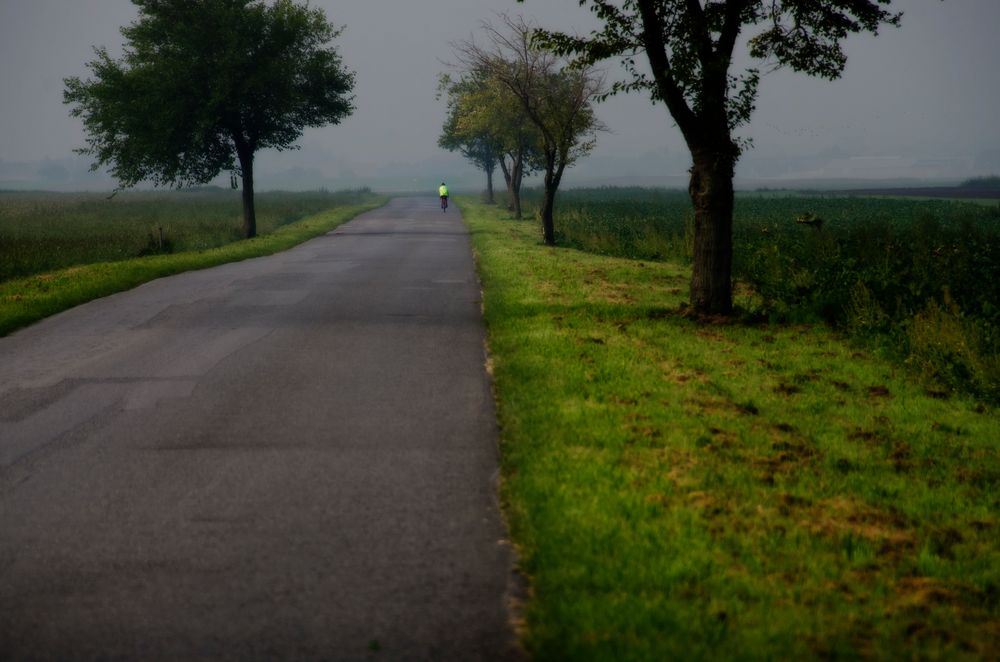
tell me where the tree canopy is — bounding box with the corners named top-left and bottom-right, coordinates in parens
top-left (521, 0), bottom-right (900, 314)
top-left (439, 68), bottom-right (543, 215)
top-left (454, 15), bottom-right (605, 244)
top-left (64, 0), bottom-right (355, 238)
top-left (438, 72), bottom-right (504, 204)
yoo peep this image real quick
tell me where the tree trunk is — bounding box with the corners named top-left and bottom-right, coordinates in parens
top-left (485, 162), bottom-right (495, 204)
top-left (540, 182), bottom-right (556, 245)
top-left (236, 144), bottom-right (256, 239)
top-left (510, 157), bottom-right (523, 220)
top-left (498, 157), bottom-right (513, 211)
top-left (688, 150), bottom-right (734, 316)
top-left (540, 156), bottom-right (565, 247)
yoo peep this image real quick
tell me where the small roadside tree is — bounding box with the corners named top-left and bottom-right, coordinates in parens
top-left (438, 73), bottom-right (502, 203)
top-left (439, 69), bottom-right (543, 218)
top-left (64, 0), bottom-right (355, 239)
top-left (458, 15), bottom-right (605, 245)
top-left (521, 0), bottom-right (899, 314)
top-left (493, 108), bottom-right (537, 219)
top-left (439, 123), bottom-right (500, 204)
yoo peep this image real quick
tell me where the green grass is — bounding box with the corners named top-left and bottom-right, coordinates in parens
top-left (0, 188), bottom-right (377, 281)
top-left (512, 187), bottom-right (1000, 404)
top-left (459, 197), bottom-right (1000, 660)
top-left (0, 190), bottom-right (386, 336)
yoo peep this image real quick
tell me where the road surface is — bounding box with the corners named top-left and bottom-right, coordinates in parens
top-left (0, 197), bottom-right (521, 660)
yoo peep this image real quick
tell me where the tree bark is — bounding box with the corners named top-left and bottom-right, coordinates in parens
top-left (540, 155), bottom-right (564, 246)
top-left (498, 157), bottom-right (513, 211)
top-left (510, 156), bottom-right (523, 220)
top-left (235, 142), bottom-right (256, 239)
top-left (540, 183), bottom-right (556, 245)
top-left (485, 162), bottom-right (495, 204)
top-left (688, 149), bottom-right (734, 315)
top-left (498, 152), bottom-right (525, 219)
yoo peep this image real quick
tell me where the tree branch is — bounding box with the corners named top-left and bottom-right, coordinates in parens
top-left (635, 0), bottom-right (698, 140)
top-left (717, 0), bottom-right (749, 61)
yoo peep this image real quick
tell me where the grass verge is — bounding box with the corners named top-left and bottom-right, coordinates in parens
top-left (0, 196), bottom-right (386, 336)
top-left (459, 197), bottom-right (999, 660)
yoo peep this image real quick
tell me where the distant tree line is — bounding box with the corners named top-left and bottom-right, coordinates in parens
top-left (961, 175), bottom-right (1000, 190)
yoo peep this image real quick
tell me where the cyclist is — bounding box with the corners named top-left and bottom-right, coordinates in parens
top-left (438, 182), bottom-right (449, 212)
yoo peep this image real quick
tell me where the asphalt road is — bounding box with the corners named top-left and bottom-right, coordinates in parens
top-left (0, 197), bottom-right (521, 660)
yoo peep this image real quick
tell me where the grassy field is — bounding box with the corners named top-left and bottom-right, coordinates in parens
top-left (0, 189), bottom-right (385, 336)
top-left (459, 197), bottom-right (999, 659)
top-left (517, 188), bottom-right (1000, 404)
top-left (0, 188), bottom-right (377, 281)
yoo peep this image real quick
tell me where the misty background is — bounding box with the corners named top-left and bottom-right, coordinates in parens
top-left (1, 0), bottom-right (999, 192)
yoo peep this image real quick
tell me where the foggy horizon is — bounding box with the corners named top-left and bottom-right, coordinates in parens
top-left (2, 0), bottom-right (999, 191)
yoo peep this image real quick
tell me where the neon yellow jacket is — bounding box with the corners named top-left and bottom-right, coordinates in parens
top-left (439, 184), bottom-right (449, 197)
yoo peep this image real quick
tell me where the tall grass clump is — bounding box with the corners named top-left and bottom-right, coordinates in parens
top-left (730, 197), bottom-right (1000, 402)
top-left (509, 187), bottom-right (1000, 402)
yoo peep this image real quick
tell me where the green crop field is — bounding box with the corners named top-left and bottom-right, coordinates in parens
top-left (0, 188), bottom-right (385, 336)
top-left (514, 187), bottom-right (1000, 404)
top-left (0, 188), bottom-right (377, 282)
top-left (459, 195), bottom-right (999, 660)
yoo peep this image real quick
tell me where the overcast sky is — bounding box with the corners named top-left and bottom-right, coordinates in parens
top-left (2, 0), bottom-right (999, 188)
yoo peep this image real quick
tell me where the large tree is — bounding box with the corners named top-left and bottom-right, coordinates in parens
top-left (522, 0), bottom-right (899, 314)
top-left (64, 0), bottom-right (355, 238)
top-left (458, 16), bottom-right (605, 244)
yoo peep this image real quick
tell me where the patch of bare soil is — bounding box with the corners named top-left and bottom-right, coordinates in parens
top-left (774, 382), bottom-right (803, 396)
top-left (790, 496), bottom-right (916, 559)
top-left (866, 385), bottom-right (892, 399)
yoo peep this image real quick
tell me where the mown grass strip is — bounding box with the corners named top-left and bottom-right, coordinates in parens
top-left (522, 187), bottom-right (1000, 404)
top-left (459, 197), bottom-right (999, 660)
top-left (0, 196), bottom-right (386, 336)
